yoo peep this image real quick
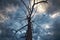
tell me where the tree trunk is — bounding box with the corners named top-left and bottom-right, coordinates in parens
top-left (26, 15), bottom-right (32, 40)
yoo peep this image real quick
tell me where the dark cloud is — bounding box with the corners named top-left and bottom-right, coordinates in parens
top-left (0, 0), bottom-right (21, 10)
top-left (53, 16), bottom-right (60, 40)
top-left (47, 0), bottom-right (60, 14)
top-left (0, 0), bottom-right (21, 22)
top-left (45, 0), bottom-right (60, 40)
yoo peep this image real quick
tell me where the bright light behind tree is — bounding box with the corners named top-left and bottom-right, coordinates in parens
top-left (0, 0), bottom-right (59, 40)
top-left (34, 3), bottom-right (49, 13)
top-left (31, 0), bottom-right (49, 13)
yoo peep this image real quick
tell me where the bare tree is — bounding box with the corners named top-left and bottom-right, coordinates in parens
top-left (14, 0), bottom-right (48, 40)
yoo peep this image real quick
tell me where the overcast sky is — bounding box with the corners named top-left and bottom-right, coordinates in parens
top-left (0, 0), bottom-right (60, 40)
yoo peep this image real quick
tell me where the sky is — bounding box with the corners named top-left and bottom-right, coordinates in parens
top-left (0, 0), bottom-right (60, 40)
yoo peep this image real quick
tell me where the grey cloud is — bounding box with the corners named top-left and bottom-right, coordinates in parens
top-left (0, 0), bottom-right (21, 23)
top-left (47, 0), bottom-right (60, 14)
top-left (53, 16), bottom-right (60, 40)
top-left (0, 0), bottom-right (21, 10)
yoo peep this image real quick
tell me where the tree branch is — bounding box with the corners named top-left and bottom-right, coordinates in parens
top-left (14, 24), bottom-right (27, 35)
top-left (31, 6), bottom-right (38, 18)
top-left (21, 0), bottom-right (30, 13)
top-left (20, 7), bottom-right (27, 15)
top-left (13, 24), bottom-right (27, 40)
top-left (31, 0), bottom-right (48, 15)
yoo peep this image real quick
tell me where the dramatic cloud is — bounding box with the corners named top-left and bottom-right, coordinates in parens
top-left (50, 11), bottom-right (60, 19)
top-left (5, 4), bottom-right (19, 13)
top-left (0, 0), bottom-right (20, 23)
top-left (47, 0), bottom-right (60, 14)
top-left (0, 0), bottom-right (60, 40)
top-left (0, 13), bottom-right (9, 22)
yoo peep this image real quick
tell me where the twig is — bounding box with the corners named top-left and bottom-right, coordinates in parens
top-left (21, 0), bottom-right (30, 13)
top-left (31, 0), bottom-right (48, 15)
top-left (14, 24), bottom-right (27, 35)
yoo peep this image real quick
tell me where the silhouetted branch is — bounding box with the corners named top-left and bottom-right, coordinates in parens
top-left (12, 24), bottom-right (27, 40)
top-left (31, 0), bottom-right (48, 15)
top-left (21, 7), bottom-right (27, 16)
top-left (16, 24), bottom-right (27, 33)
top-left (21, 0), bottom-right (30, 13)
top-left (31, 6), bottom-right (38, 18)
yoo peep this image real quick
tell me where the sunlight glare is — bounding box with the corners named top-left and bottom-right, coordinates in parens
top-left (31, 0), bottom-right (49, 13)
top-left (34, 2), bottom-right (49, 13)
